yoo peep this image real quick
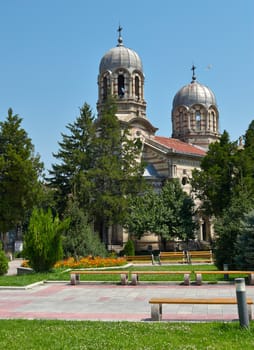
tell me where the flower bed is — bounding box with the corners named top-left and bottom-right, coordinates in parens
top-left (21, 256), bottom-right (127, 269)
top-left (54, 256), bottom-right (127, 269)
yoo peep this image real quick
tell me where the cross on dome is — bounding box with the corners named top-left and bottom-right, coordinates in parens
top-left (117, 25), bottom-right (123, 46)
top-left (191, 64), bottom-right (197, 82)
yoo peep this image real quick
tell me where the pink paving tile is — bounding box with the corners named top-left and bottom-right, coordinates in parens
top-left (0, 300), bottom-right (30, 311)
top-left (31, 285), bottom-right (66, 297)
top-left (0, 311), bottom-right (148, 321)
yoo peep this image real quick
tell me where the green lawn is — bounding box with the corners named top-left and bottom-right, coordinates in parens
top-left (0, 319), bottom-right (253, 349)
top-left (0, 264), bottom-right (250, 286)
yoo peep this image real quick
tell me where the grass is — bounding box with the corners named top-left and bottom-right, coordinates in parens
top-left (1, 264), bottom-right (251, 286)
top-left (0, 319), bottom-right (254, 349)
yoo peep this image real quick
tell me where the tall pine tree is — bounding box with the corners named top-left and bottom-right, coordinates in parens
top-left (49, 99), bottom-right (146, 244)
top-left (0, 108), bottom-right (43, 245)
top-left (48, 103), bottom-right (96, 214)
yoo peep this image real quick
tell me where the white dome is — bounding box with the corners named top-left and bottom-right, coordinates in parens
top-left (173, 80), bottom-right (217, 109)
top-left (99, 36), bottom-right (143, 74)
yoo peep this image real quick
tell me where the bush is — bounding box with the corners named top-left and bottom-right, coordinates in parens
top-left (122, 239), bottom-right (135, 256)
top-left (23, 208), bottom-right (69, 272)
top-left (0, 242), bottom-right (8, 275)
top-left (235, 211), bottom-right (254, 270)
top-left (62, 201), bottom-right (108, 259)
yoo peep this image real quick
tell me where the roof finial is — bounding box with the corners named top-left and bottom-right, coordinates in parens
top-left (117, 25), bottom-right (123, 46)
top-left (191, 64), bottom-right (197, 82)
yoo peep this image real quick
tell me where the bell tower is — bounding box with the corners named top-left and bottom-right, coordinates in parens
top-left (171, 66), bottom-right (220, 149)
top-left (97, 27), bottom-right (147, 123)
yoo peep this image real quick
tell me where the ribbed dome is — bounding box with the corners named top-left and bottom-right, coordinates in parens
top-left (173, 80), bottom-right (217, 109)
top-left (99, 36), bottom-right (143, 74)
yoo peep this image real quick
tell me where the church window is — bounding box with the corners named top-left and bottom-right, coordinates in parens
top-left (196, 112), bottom-right (201, 130)
top-left (135, 76), bottom-right (140, 99)
top-left (211, 111), bottom-right (216, 131)
top-left (118, 74), bottom-right (125, 97)
top-left (182, 176), bottom-right (188, 185)
top-left (103, 76), bottom-right (108, 100)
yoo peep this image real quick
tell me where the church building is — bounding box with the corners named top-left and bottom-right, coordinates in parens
top-left (97, 27), bottom-right (220, 252)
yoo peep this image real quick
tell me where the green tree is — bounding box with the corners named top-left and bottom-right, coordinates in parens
top-left (191, 131), bottom-right (240, 217)
top-left (23, 208), bottom-right (69, 272)
top-left (125, 180), bottom-right (197, 247)
top-left (235, 210), bottom-right (254, 270)
top-left (0, 242), bottom-right (8, 275)
top-left (213, 193), bottom-right (249, 269)
top-left (49, 98), bottom-right (146, 244)
top-left (0, 109), bottom-right (44, 246)
top-left (48, 103), bottom-right (96, 214)
top-left (86, 97), bottom-right (145, 241)
top-left (62, 200), bottom-right (107, 258)
top-left (191, 128), bottom-right (254, 268)
top-left (121, 239), bottom-right (135, 256)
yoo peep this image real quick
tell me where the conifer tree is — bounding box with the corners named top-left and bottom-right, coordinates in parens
top-left (49, 99), bottom-right (146, 243)
top-left (235, 210), bottom-right (254, 270)
top-left (0, 109), bottom-right (43, 243)
top-left (48, 103), bottom-right (96, 214)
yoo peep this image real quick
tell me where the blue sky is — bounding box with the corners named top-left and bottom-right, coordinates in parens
top-left (0, 0), bottom-right (253, 172)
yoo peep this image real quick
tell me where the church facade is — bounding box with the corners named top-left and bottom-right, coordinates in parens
top-left (97, 28), bottom-right (220, 252)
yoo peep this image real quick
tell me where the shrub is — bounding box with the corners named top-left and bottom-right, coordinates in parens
top-left (23, 208), bottom-right (69, 272)
top-left (122, 239), bottom-right (135, 256)
top-left (235, 211), bottom-right (254, 270)
top-left (62, 201), bottom-right (108, 259)
top-left (0, 242), bottom-right (8, 275)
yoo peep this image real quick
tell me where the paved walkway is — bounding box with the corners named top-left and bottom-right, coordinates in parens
top-left (1, 280), bottom-right (253, 322)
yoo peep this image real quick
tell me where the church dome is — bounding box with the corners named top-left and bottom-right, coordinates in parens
top-left (173, 68), bottom-right (217, 109)
top-left (99, 32), bottom-right (143, 74)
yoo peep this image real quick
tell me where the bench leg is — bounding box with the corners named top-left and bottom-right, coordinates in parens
top-left (196, 273), bottom-right (202, 285)
top-left (131, 273), bottom-right (138, 285)
top-left (151, 304), bottom-right (162, 321)
top-left (249, 274), bottom-right (254, 285)
top-left (248, 305), bottom-right (252, 321)
top-left (70, 274), bottom-right (80, 285)
top-left (183, 273), bottom-right (190, 286)
top-left (120, 273), bottom-right (128, 285)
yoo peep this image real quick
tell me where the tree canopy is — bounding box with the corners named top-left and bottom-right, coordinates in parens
top-left (191, 122), bottom-right (254, 268)
top-left (48, 99), bottom-right (146, 241)
top-left (125, 179), bottom-right (197, 244)
top-left (0, 108), bottom-right (43, 234)
top-left (191, 130), bottom-right (253, 217)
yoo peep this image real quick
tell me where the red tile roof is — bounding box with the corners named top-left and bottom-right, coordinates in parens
top-left (153, 136), bottom-right (206, 156)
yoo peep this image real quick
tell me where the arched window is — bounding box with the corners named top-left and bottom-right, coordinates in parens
top-left (135, 76), bottom-right (140, 99)
top-left (212, 112), bottom-right (216, 131)
top-left (196, 112), bottom-right (201, 130)
top-left (118, 74), bottom-right (125, 97)
top-left (103, 76), bottom-right (108, 100)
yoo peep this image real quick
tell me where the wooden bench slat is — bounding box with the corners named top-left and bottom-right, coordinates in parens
top-left (195, 271), bottom-right (254, 285)
top-left (131, 271), bottom-right (191, 274)
top-left (70, 271), bottom-right (129, 274)
top-left (149, 297), bottom-right (253, 321)
top-left (70, 270), bottom-right (129, 286)
top-left (131, 270), bottom-right (191, 285)
top-left (196, 271), bottom-right (254, 274)
top-left (149, 297), bottom-right (253, 305)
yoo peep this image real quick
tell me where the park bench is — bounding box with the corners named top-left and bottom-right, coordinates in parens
top-left (188, 250), bottom-right (213, 264)
top-left (130, 270), bottom-right (191, 285)
top-left (70, 270), bottom-right (129, 285)
top-left (125, 255), bottom-right (154, 264)
top-left (158, 252), bottom-right (188, 264)
top-left (149, 297), bottom-right (253, 321)
top-left (195, 270), bottom-right (254, 285)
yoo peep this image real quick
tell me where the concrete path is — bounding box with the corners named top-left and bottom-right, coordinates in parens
top-left (0, 281), bottom-right (253, 322)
